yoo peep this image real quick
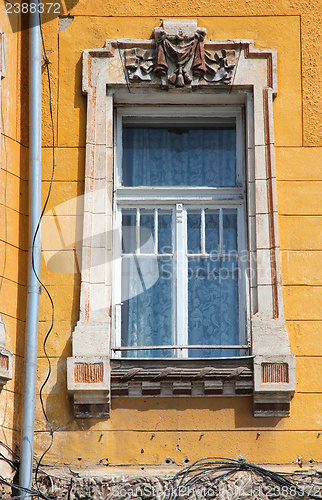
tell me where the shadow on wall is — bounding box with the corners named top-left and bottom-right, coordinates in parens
top-left (111, 397), bottom-right (282, 430)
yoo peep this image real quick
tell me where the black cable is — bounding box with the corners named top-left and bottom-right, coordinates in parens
top-left (2, 441), bottom-right (321, 500)
top-left (0, 475), bottom-right (51, 500)
top-left (0, 442), bottom-right (20, 461)
top-left (0, 453), bottom-right (18, 471)
top-left (165, 457), bottom-right (322, 500)
top-left (0, 441), bottom-right (54, 488)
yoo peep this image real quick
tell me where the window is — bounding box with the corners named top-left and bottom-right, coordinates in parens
top-left (113, 107), bottom-right (249, 358)
top-left (67, 27), bottom-right (296, 417)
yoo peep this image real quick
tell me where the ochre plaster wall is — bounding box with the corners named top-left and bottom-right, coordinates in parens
top-left (1, 0), bottom-right (321, 468)
top-left (0, 7), bottom-right (28, 458)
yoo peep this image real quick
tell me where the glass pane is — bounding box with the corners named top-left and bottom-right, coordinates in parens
top-left (158, 210), bottom-right (172, 254)
top-left (121, 256), bottom-right (173, 358)
top-left (122, 126), bottom-right (236, 187)
top-left (205, 209), bottom-right (219, 254)
top-left (140, 210), bottom-right (154, 254)
top-left (223, 209), bottom-right (238, 253)
top-left (188, 257), bottom-right (239, 357)
top-left (187, 212), bottom-right (201, 254)
top-left (122, 209), bottom-right (136, 254)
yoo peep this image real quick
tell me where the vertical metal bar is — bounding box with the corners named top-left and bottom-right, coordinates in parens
top-left (114, 208), bottom-right (122, 355)
top-left (219, 208), bottom-right (223, 255)
top-left (136, 208), bottom-right (140, 253)
top-left (19, 4), bottom-right (42, 498)
top-left (201, 208), bottom-right (205, 254)
top-left (171, 207), bottom-right (176, 354)
top-left (154, 208), bottom-right (158, 255)
top-left (176, 204), bottom-right (187, 357)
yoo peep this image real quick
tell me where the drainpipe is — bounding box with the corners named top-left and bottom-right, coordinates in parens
top-left (19, 5), bottom-right (42, 499)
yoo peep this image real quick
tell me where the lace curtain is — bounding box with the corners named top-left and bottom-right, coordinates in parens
top-left (121, 126), bottom-right (239, 358)
top-left (122, 126), bottom-right (236, 187)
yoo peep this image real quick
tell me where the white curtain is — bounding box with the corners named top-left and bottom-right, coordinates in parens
top-left (122, 127), bottom-right (236, 187)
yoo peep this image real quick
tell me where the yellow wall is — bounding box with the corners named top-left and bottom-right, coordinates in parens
top-left (1, 0), bottom-right (322, 467)
top-left (0, 8), bottom-right (28, 456)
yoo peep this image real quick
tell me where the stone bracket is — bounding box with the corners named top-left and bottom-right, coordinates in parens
top-left (68, 320), bottom-right (111, 417)
top-left (67, 356), bottom-right (110, 418)
top-left (0, 347), bottom-right (13, 389)
top-left (0, 316), bottom-right (13, 390)
top-left (253, 354), bottom-right (295, 417)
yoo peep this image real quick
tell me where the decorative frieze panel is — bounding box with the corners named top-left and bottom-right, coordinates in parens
top-left (261, 362), bottom-right (289, 384)
top-left (123, 21), bottom-right (237, 88)
top-left (74, 362), bottom-right (104, 384)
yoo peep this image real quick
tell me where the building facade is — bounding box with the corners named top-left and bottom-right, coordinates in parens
top-left (0, 1), bottom-right (321, 497)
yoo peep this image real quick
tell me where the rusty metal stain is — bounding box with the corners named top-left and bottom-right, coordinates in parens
top-left (0, 353), bottom-right (9, 371)
top-left (74, 362), bottom-right (104, 383)
top-left (261, 362), bottom-right (289, 384)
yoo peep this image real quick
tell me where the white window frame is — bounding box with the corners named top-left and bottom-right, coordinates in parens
top-left (112, 106), bottom-right (250, 358)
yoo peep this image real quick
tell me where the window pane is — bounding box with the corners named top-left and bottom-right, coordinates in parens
top-left (188, 257), bottom-right (239, 357)
top-left (140, 209), bottom-right (154, 254)
top-left (121, 256), bottom-right (173, 357)
top-left (158, 210), bottom-right (172, 254)
top-left (187, 212), bottom-right (201, 254)
top-left (122, 209), bottom-right (136, 254)
top-left (205, 209), bottom-right (219, 253)
top-left (122, 126), bottom-right (236, 187)
top-left (223, 209), bottom-right (238, 253)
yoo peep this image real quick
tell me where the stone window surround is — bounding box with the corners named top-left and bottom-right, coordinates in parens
top-left (67, 20), bottom-right (295, 419)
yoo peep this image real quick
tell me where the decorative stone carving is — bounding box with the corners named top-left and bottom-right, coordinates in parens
top-left (124, 48), bottom-right (155, 81)
top-left (261, 362), bottom-right (289, 383)
top-left (74, 361), bottom-right (104, 384)
top-left (124, 20), bottom-right (236, 87)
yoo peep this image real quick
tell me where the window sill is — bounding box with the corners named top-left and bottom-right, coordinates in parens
top-left (110, 357), bottom-right (253, 397)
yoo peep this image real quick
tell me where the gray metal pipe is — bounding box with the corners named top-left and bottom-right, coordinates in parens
top-left (19, 6), bottom-right (42, 498)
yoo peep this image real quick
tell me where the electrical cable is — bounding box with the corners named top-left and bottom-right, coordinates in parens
top-left (164, 457), bottom-right (322, 500)
top-left (0, 453), bottom-right (18, 472)
top-left (0, 440), bottom-right (54, 487)
top-left (0, 475), bottom-right (51, 500)
top-left (0, 442), bottom-right (19, 461)
top-left (2, 440), bottom-right (321, 499)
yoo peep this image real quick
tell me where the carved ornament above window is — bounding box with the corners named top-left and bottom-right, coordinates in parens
top-left (124, 23), bottom-right (236, 87)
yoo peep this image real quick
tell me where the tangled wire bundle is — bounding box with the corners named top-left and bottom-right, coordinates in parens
top-left (164, 457), bottom-right (321, 500)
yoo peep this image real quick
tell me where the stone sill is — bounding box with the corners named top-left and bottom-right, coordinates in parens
top-left (111, 357), bottom-right (253, 398)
